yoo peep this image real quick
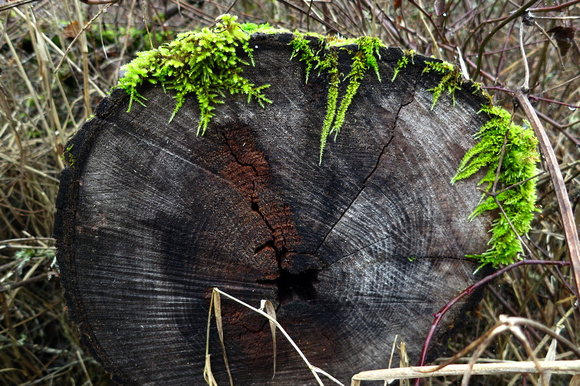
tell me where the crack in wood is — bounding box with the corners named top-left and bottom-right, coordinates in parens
top-left (221, 126), bottom-right (318, 305)
top-left (313, 87), bottom-right (417, 259)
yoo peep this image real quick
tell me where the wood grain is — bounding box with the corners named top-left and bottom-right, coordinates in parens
top-left (55, 33), bottom-right (494, 385)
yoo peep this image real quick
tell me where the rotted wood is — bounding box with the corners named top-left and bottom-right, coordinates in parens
top-left (55, 33), bottom-right (493, 385)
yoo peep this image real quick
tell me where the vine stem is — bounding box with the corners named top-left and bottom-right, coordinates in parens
top-left (515, 89), bottom-right (580, 304)
top-left (414, 260), bottom-right (571, 386)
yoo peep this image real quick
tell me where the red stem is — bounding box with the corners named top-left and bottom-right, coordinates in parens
top-left (529, 0), bottom-right (580, 12)
top-left (414, 259), bottom-right (571, 386)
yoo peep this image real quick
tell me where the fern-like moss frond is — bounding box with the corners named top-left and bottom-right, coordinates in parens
top-left (391, 49), bottom-right (415, 82)
top-left (290, 35), bottom-right (384, 163)
top-left (422, 61), bottom-right (462, 109)
top-left (453, 105), bottom-right (539, 266)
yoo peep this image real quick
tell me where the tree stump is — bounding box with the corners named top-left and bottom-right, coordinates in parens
top-left (55, 33), bottom-right (493, 385)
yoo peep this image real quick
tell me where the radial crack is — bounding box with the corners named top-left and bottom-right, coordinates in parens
top-left (223, 129), bottom-right (318, 305)
top-left (313, 73), bottom-right (418, 257)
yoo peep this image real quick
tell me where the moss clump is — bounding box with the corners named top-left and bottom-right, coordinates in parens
top-left (116, 15), bottom-right (271, 135)
top-left (290, 34), bottom-right (383, 163)
top-left (422, 60), bottom-right (462, 109)
top-left (394, 57), bottom-right (539, 266)
top-left (62, 144), bottom-right (76, 168)
top-left (391, 49), bottom-right (415, 82)
top-left (452, 104), bottom-right (539, 266)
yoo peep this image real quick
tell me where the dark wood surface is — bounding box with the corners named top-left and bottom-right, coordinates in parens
top-left (55, 33), bottom-right (493, 385)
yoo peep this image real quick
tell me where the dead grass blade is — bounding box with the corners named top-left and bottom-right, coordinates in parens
top-left (205, 288), bottom-right (233, 386)
top-left (261, 299), bottom-right (278, 380)
top-left (398, 340), bottom-right (409, 386)
top-left (204, 290), bottom-right (218, 386)
top-left (350, 360), bottom-right (580, 383)
top-left (516, 89), bottom-right (580, 303)
top-left (207, 288), bottom-right (344, 386)
top-left (204, 353), bottom-right (218, 386)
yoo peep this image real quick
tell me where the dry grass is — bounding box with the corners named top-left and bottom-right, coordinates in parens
top-left (0, 0), bottom-right (578, 384)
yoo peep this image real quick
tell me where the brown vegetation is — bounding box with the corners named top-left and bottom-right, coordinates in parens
top-left (0, 0), bottom-right (578, 384)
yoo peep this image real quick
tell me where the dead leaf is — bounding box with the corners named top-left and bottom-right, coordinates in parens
top-left (63, 21), bottom-right (80, 40)
top-left (547, 26), bottom-right (576, 57)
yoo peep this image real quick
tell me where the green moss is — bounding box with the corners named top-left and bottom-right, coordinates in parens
top-left (391, 49), bottom-right (415, 82)
top-left (452, 105), bottom-right (539, 266)
top-left (62, 144), bottom-right (76, 168)
top-left (393, 58), bottom-right (540, 267)
top-left (392, 55), bottom-right (537, 266)
top-left (290, 33), bottom-right (384, 163)
top-left (116, 15), bottom-right (381, 155)
top-left (116, 15), bottom-right (271, 135)
top-left (240, 22), bottom-right (289, 35)
top-left (422, 60), bottom-right (462, 109)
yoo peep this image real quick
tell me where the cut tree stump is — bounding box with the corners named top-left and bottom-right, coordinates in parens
top-left (55, 33), bottom-right (494, 385)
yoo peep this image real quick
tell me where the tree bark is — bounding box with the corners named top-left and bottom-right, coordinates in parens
top-left (55, 33), bottom-right (493, 385)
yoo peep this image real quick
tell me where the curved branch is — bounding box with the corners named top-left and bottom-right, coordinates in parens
top-left (416, 259), bottom-right (572, 374)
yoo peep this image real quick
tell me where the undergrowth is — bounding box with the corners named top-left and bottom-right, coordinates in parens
top-left (0, 0), bottom-right (578, 384)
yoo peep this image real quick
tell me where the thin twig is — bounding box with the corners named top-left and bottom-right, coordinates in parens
top-left (518, 18), bottom-right (530, 91)
top-left (529, 0), bottom-right (580, 12)
top-left (0, 0), bottom-right (38, 12)
top-left (492, 195), bottom-right (536, 257)
top-left (406, 0), bottom-right (449, 45)
top-left (529, 95), bottom-right (579, 110)
top-left (492, 122), bottom-right (511, 193)
top-left (55, 2), bottom-right (117, 72)
top-left (416, 260), bottom-right (572, 371)
top-left (472, 0), bottom-right (538, 81)
top-left (79, 0), bottom-right (119, 4)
